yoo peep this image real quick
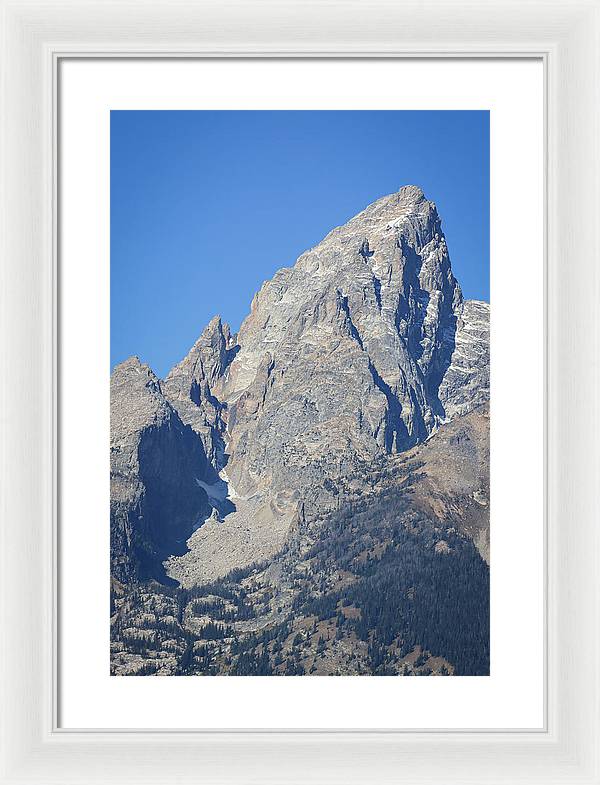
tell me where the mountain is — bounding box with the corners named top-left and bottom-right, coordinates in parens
top-left (110, 186), bottom-right (490, 676)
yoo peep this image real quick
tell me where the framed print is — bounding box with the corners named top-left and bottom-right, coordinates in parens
top-left (1, 1), bottom-right (599, 783)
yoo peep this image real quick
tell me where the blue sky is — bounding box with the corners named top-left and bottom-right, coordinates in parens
top-left (111, 110), bottom-right (489, 378)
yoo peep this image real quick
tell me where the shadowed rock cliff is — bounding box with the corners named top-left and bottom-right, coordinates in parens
top-left (110, 357), bottom-right (211, 584)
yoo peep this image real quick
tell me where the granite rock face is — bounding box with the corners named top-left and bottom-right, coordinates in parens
top-left (110, 357), bottom-right (211, 583)
top-left (111, 186), bottom-right (490, 588)
top-left (162, 315), bottom-right (237, 471)
top-left (219, 186), bottom-right (476, 507)
top-left (439, 300), bottom-right (490, 420)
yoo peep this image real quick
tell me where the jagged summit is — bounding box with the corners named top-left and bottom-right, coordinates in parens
top-left (110, 356), bottom-right (167, 436)
top-left (397, 184), bottom-right (425, 198)
top-left (112, 355), bottom-right (154, 383)
top-left (311, 185), bottom-right (441, 252)
top-left (213, 186), bottom-right (464, 500)
top-left (166, 314), bottom-right (235, 389)
top-left (160, 313), bottom-right (237, 470)
top-left (114, 354), bottom-right (143, 369)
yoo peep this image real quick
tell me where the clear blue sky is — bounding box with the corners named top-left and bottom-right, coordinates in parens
top-left (111, 110), bottom-right (489, 378)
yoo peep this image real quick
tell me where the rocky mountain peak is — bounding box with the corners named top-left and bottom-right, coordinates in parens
top-left (111, 186), bottom-right (489, 589)
top-left (209, 187), bottom-right (475, 505)
top-left (165, 315), bottom-right (235, 392)
top-left (110, 356), bottom-right (169, 439)
top-left (226, 186), bottom-right (460, 394)
top-left (160, 316), bottom-right (237, 469)
top-left (112, 354), bottom-right (158, 387)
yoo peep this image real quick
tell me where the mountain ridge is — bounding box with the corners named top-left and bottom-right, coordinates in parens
top-left (110, 186), bottom-right (490, 676)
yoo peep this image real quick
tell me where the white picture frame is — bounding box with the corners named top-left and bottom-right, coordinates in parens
top-left (1, 1), bottom-right (598, 783)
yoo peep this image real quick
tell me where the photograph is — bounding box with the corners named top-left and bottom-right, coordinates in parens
top-left (109, 109), bottom-right (490, 676)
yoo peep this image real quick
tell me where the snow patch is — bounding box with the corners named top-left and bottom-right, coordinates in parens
top-left (195, 476), bottom-right (230, 503)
